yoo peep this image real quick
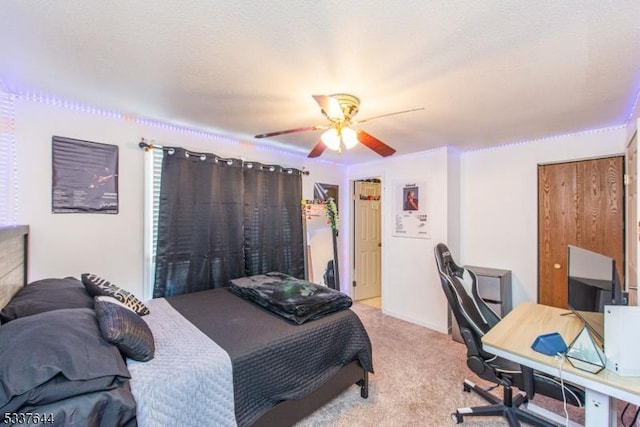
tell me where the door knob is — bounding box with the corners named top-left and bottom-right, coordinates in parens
top-left (553, 263), bottom-right (562, 269)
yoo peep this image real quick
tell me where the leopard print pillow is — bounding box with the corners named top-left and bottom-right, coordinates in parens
top-left (81, 273), bottom-right (150, 316)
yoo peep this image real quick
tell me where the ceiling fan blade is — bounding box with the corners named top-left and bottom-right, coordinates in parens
top-left (254, 125), bottom-right (323, 139)
top-left (357, 130), bottom-right (396, 157)
top-left (354, 107), bottom-right (424, 125)
top-left (312, 95), bottom-right (344, 121)
top-left (307, 141), bottom-right (327, 158)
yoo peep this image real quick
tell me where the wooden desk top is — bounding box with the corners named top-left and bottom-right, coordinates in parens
top-left (482, 302), bottom-right (640, 402)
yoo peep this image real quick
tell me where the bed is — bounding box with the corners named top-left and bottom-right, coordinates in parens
top-left (0, 225), bottom-right (373, 426)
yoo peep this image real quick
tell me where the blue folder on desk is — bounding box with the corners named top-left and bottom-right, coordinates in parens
top-left (531, 332), bottom-right (567, 356)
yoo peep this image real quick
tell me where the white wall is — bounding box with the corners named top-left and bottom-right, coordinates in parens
top-left (7, 87), bottom-right (635, 332)
top-left (460, 127), bottom-right (628, 306)
top-left (347, 147), bottom-right (459, 333)
top-left (344, 128), bottom-right (626, 334)
top-left (10, 93), bottom-right (346, 298)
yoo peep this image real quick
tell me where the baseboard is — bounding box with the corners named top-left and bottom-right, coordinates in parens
top-left (382, 308), bottom-right (447, 334)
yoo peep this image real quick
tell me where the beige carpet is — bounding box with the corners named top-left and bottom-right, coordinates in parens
top-left (359, 297), bottom-right (381, 309)
top-left (296, 303), bottom-right (593, 427)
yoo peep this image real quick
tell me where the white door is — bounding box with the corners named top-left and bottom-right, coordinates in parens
top-left (353, 181), bottom-right (382, 300)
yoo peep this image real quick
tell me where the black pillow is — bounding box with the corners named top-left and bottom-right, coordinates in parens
top-left (0, 277), bottom-right (93, 323)
top-left (0, 308), bottom-right (130, 413)
top-left (81, 273), bottom-right (150, 316)
top-left (94, 296), bottom-right (155, 362)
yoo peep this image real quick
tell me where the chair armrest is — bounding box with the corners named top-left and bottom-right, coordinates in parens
top-left (460, 327), bottom-right (482, 358)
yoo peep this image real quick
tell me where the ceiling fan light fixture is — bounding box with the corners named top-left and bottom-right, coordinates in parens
top-left (341, 127), bottom-right (358, 149)
top-left (257, 93), bottom-right (417, 158)
top-left (321, 128), bottom-right (341, 151)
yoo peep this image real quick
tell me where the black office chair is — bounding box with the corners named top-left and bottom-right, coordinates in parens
top-left (434, 243), bottom-right (584, 427)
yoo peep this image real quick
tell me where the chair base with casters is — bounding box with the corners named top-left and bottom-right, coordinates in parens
top-left (452, 379), bottom-right (560, 427)
top-left (451, 331), bottom-right (568, 427)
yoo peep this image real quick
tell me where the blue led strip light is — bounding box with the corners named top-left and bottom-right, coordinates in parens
top-left (626, 86), bottom-right (640, 124)
top-left (465, 124), bottom-right (628, 154)
top-left (14, 90), bottom-right (317, 161)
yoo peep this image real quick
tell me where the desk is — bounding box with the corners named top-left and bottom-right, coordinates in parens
top-left (482, 302), bottom-right (640, 427)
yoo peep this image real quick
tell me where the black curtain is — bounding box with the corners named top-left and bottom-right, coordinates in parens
top-left (243, 164), bottom-right (305, 278)
top-left (153, 150), bottom-right (305, 298)
top-left (154, 148), bottom-right (245, 297)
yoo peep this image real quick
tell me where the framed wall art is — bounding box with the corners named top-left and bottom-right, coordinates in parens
top-left (392, 180), bottom-right (428, 239)
top-left (52, 136), bottom-right (119, 214)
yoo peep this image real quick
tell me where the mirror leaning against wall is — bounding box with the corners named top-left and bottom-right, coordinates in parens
top-left (302, 183), bottom-right (340, 290)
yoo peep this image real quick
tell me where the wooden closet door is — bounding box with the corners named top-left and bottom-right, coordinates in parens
top-left (538, 156), bottom-right (624, 308)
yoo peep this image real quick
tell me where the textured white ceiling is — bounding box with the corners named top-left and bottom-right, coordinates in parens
top-left (1, 1), bottom-right (639, 163)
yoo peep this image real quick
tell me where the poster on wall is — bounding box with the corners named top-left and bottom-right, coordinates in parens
top-left (392, 180), bottom-right (428, 239)
top-left (52, 136), bottom-right (119, 214)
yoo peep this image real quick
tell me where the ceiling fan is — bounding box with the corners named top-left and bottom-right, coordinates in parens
top-left (254, 93), bottom-right (423, 158)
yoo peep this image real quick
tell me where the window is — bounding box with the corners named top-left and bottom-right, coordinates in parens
top-left (143, 146), bottom-right (163, 299)
top-left (0, 92), bottom-right (16, 225)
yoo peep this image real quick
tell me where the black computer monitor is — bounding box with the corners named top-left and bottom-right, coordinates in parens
top-left (567, 245), bottom-right (626, 342)
top-left (567, 245), bottom-right (625, 310)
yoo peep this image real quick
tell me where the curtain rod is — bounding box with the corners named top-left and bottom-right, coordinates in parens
top-left (138, 138), bottom-right (309, 175)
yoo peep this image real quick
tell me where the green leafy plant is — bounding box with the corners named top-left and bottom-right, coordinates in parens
top-left (326, 197), bottom-right (339, 233)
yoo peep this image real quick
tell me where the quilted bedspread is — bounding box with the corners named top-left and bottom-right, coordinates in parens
top-left (127, 298), bottom-right (236, 427)
top-left (167, 288), bottom-right (373, 427)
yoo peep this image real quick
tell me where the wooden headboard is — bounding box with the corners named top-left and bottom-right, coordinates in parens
top-left (0, 225), bottom-right (29, 309)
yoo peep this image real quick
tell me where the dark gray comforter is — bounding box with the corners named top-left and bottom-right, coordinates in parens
top-left (167, 288), bottom-right (373, 427)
